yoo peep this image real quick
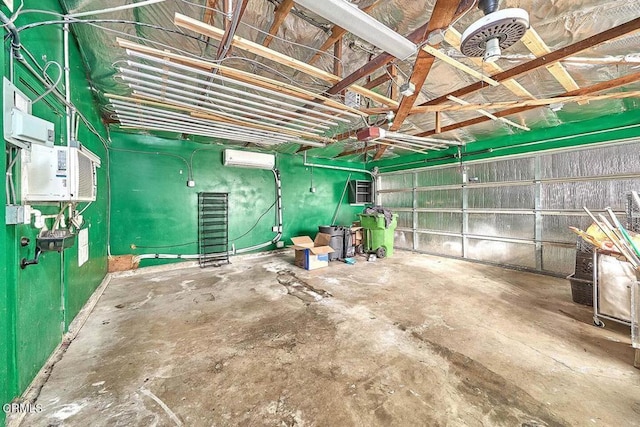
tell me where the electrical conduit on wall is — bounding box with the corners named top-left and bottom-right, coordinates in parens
top-left (133, 169), bottom-right (283, 262)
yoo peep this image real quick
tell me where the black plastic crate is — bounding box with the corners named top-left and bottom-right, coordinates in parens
top-left (567, 274), bottom-right (593, 306)
top-left (574, 238), bottom-right (594, 280)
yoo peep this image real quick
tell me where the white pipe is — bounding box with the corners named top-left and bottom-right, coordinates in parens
top-left (123, 57), bottom-right (354, 123)
top-left (134, 169), bottom-right (283, 263)
top-left (118, 68), bottom-right (337, 128)
top-left (130, 88), bottom-right (326, 140)
top-left (125, 50), bottom-right (361, 119)
top-left (303, 151), bottom-right (375, 179)
top-left (64, 18), bottom-right (71, 147)
top-left (114, 105), bottom-right (326, 147)
top-left (67, 0), bottom-right (166, 18)
top-left (115, 117), bottom-right (325, 148)
top-left (122, 78), bottom-right (326, 132)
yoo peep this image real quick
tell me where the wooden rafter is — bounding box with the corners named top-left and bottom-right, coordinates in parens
top-left (336, 70), bottom-right (640, 157)
top-left (325, 0), bottom-right (477, 97)
top-left (521, 27), bottom-right (580, 94)
top-left (202, 0), bottom-right (219, 25)
top-left (263, 0), bottom-right (294, 48)
top-left (414, 70), bottom-right (640, 137)
top-left (307, 1), bottom-right (382, 66)
top-left (420, 16), bottom-right (640, 107)
top-left (443, 27), bottom-right (535, 100)
top-left (373, 0), bottom-right (469, 160)
top-left (174, 13), bottom-right (398, 107)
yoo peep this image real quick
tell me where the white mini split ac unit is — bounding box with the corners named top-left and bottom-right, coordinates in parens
top-left (223, 149), bottom-right (275, 170)
top-left (21, 143), bottom-right (101, 202)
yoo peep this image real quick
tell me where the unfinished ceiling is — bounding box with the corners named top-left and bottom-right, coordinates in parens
top-left (49, 0), bottom-right (640, 160)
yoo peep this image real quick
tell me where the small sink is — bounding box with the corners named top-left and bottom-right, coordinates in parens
top-left (36, 230), bottom-right (76, 252)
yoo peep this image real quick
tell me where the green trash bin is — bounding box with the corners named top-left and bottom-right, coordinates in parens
top-left (359, 213), bottom-right (398, 258)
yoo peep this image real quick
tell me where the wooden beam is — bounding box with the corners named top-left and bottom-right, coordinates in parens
top-left (326, 0), bottom-right (477, 96)
top-left (174, 13), bottom-right (398, 107)
top-left (521, 27), bottom-right (581, 94)
top-left (389, 64), bottom-right (398, 101)
top-left (263, 0), bottom-right (294, 48)
top-left (116, 38), bottom-right (366, 116)
top-left (363, 73), bottom-right (391, 90)
top-left (443, 27), bottom-right (535, 100)
top-left (435, 111), bottom-right (441, 134)
top-left (421, 44), bottom-right (499, 87)
top-left (216, 0), bottom-right (249, 59)
top-left (333, 36), bottom-right (342, 77)
top-left (421, 16), bottom-right (640, 107)
top-left (202, 0), bottom-right (219, 25)
top-left (307, 1), bottom-right (382, 66)
top-left (362, 89), bottom-right (640, 114)
top-left (374, 0), bottom-right (468, 160)
top-left (337, 69), bottom-right (640, 156)
top-left (414, 70), bottom-right (640, 137)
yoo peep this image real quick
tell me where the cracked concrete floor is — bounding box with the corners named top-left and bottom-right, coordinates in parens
top-left (21, 250), bottom-right (640, 426)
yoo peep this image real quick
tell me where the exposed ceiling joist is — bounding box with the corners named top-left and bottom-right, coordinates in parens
top-left (521, 27), bottom-right (581, 94)
top-left (307, 1), bottom-right (381, 66)
top-left (174, 13), bottom-right (398, 107)
top-left (374, 0), bottom-right (471, 160)
top-left (202, 0), bottom-right (219, 25)
top-left (263, 0), bottom-right (294, 47)
top-left (420, 16), bottom-right (640, 107)
top-left (415, 70), bottom-right (640, 137)
top-left (339, 70), bottom-right (640, 156)
top-left (364, 90), bottom-right (640, 114)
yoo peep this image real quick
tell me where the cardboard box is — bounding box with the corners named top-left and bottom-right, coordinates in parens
top-left (351, 226), bottom-right (363, 245)
top-left (291, 235), bottom-right (334, 270)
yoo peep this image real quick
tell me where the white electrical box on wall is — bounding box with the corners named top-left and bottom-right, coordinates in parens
top-left (21, 143), bottom-right (101, 202)
top-left (3, 77), bottom-right (55, 149)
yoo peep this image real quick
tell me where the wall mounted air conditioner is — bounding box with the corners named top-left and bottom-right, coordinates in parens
top-left (223, 149), bottom-right (275, 170)
top-left (21, 143), bottom-right (101, 202)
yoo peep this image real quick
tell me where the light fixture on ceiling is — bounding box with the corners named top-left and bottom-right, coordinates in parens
top-left (460, 0), bottom-right (529, 63)
top-left (293, 0), bottom-right (417, 60)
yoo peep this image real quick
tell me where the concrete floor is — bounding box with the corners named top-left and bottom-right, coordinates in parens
top-left (20, 250), bottom-right (640, 426)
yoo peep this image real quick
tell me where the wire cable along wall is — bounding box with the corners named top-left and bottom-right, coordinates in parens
top-left (198, 192), bottom-right (230, 268)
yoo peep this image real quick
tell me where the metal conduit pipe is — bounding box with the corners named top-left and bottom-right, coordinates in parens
top-left (0, 11), bottom-right (23, 60)
top-left (134, 169), bottom-right (283, 262)
top-left (303, 152), bottom-right (378, 204)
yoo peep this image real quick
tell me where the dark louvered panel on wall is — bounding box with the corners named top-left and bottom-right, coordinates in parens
top-left (198, 192), bottom-right (229, 268)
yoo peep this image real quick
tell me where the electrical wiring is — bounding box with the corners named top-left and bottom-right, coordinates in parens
top-left (108, 146), bottom-right (192, 178)
top-left (32, 60), bottom-right (63, 103)
top-left (1, 0), bottom-right (24, 27)
top-left (229, 200), bottom-right (277, 242)
top-left (16, 19), bottom-right (205, 44)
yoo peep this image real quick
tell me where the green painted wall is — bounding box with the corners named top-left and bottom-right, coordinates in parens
top-left (373, 110), bottom-right (640, 172)
top-left (1, 0), bottom-right (109, 420)
top-left (108, 133), bottom-right (369, 265)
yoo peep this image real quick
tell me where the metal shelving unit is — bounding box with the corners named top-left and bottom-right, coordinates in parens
top-left (198, 192), bottom-right (230, 268)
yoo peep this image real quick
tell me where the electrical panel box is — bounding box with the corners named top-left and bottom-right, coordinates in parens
top-left (348, 180), bottom-right (373, 205)
top-left (3, 77), bottom-right (55, 149)
top-left (21, 143), bottom-right (101, 202)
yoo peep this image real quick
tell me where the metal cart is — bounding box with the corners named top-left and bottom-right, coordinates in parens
top-left (592, 249), bottom-right (633, 328)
